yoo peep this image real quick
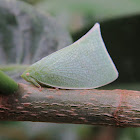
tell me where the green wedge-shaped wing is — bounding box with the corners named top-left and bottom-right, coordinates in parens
top-left (21, 23), bottom-right (118, 89)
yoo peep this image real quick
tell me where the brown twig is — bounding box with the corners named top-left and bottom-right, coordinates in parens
top-left (0, 83), bottom-right (140, 127)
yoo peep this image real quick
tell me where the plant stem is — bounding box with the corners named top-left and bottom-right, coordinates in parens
top-left (0, 83), bottom-right (140, 127)
top-left (0, 70), bottom-right (18, 95)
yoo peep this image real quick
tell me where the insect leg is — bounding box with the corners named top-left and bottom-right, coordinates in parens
top-left (29, 77), bottom-right (42, 89)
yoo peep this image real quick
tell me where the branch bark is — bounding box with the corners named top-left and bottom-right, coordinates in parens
top-left (0, 83), bottom-right (140, 127)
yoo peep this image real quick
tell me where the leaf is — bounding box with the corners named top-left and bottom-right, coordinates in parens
top-left (35, 0), bottom-right (140, 33)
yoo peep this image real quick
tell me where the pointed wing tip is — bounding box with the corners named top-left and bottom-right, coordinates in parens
top-left (93, 23), bottom-right (100, 29)
top-left (90, 23), bottom-right (101, 34)
top-left (94, 22), bottom-right (100, 27)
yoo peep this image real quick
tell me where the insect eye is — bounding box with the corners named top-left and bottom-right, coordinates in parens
top-left (26, 73), bottom-right (30, 76)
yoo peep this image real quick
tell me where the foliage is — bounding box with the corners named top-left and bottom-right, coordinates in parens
top-left (35, 0), bottom-right (140, 32)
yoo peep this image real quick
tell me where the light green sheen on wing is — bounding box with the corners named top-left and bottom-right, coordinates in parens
top-left (22, 23), bottom-right (118, 89)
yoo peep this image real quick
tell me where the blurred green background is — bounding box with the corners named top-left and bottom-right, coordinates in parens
top-left (0, 0), bottom-right (140, 139)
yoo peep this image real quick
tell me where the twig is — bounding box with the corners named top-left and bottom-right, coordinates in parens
top-left (0, 83), bottom-right (140, 127)
top-left (0, 70), bottom-right (18, 95)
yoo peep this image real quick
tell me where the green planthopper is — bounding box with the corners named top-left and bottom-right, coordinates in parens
top-left (21, 23), bottom-right (118, 89)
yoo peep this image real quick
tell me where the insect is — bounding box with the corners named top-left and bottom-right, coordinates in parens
top-left (21, 23), bottom-right (118, 89)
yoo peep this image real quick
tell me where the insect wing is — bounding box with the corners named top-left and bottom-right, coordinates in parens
top-left (31, 23), bottom-right (118, 89)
